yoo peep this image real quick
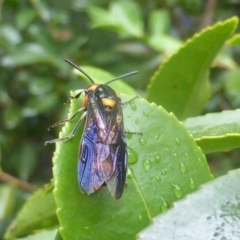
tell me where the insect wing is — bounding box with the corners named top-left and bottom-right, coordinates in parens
top-left (105, 101), bottom-right (127, 199)
top-left (78, 92), bottom-right (127, 199)
top-left (78, 103), bottom-right (104, 194)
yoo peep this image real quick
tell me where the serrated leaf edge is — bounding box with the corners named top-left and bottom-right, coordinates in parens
top-left (147, 17), bottom-right (238, 93)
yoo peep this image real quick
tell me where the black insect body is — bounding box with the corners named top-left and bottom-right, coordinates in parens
top-left (45, 60), bottom-right (138, 199)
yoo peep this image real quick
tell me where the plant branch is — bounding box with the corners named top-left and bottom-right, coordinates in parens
top-left (199, 0), bottom-right (217, 30)
top-left (0, 171), bottom-right (37, 193)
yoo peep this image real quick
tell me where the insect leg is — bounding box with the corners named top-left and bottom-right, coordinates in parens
top-left (125, 130), bottom-right (143, 135)
top-left (121, 96), bottom-right (139, 106)
top-left (64, 90), bottom-right (85, 105)
top-left (45, 111), bottom-right (87, 145)
top-left (47, 107), bottom-right (85, 130)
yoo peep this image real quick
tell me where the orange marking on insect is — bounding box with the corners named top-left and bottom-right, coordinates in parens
top-left (102, 98), bottom-right (116, 107)
top-left (83, 96), bottom-right (88, 108)
top-left (83, 85), bottom-right (98, 107)
top-left (88, 85), bottom-right (98, 91)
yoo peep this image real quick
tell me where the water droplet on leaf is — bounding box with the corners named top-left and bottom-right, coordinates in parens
top-left (172, 184), bottom-right (183, 199)
top-left (143, 111), bottom-right (150, 117)
top-left (175, 138), bottom-right (181, 145)
top-left (128, 147), bottom-right (138, 165)
top-left (139, 138), bottom-right (147, 146)
top-left (161, 169), bottom-right (167, 175)
top-left (143, 159), bottom-right (151, 170)
top-left (155, 154), bottom-right (162, 163)
top-left (189, 178), bottom-right (195, 189)
top-left (127, 168), bottom-right (134, 179)
top-left (130, 101), bottom-right (137, 111)
top-left (156, 175), bottom-right (161, 182)
top-left (154, 133), bottom-right (160, 140)
top-left (135, 118), bottom-right (140, 124)
top-left (160, 197), bottom-right (168, 212)
top-left (180, 162), bottom-right (186, 173)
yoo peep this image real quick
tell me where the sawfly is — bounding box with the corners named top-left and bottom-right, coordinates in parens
top-left (45, 59), bottom-right (139, 199)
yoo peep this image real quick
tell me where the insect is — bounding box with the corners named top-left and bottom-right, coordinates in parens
top-left (45, 59), bottom-right (138, 199)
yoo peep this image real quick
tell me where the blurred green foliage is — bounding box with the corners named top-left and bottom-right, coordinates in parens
top-left (1, 0), bottom-right (240, 239)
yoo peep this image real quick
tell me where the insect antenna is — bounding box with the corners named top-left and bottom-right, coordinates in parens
top-left (106, 71), bottom-right (138, 85)
top-left (65, 59), bottom-right (95, 84)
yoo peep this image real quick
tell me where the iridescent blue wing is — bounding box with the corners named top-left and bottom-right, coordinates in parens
top-left (78, 94), bottom-right (127, 199)
top-left (78, 123), bottom-right (105, 194)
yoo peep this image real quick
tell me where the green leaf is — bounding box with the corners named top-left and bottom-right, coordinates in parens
top-left (146, 17), bottom-right (238, 120)
top-left (23, 93), bottom-right (58, 117)
top-left (52, 93), bottom-right (212, 239)
top-left (110, 1), bottom-right (143, 38)
top-left (147, 9), bottom-right (182, 53)
top-left (1, 43), bottom-right (49, 66)
top-left (147, 34), bottom-right (182, 53)
top-left (4, 185), bottom-right (58, 239)
top-left (184, 109), bottom-right (240, 153)
top-left (3, 104), bottom-right (23, 129)
top-left (17, 229), bottom-right (58, 240)
top-left (227, 33), bottom-right (240, 46)
top-left (149, 10), bottom-right (170, 36)
top-left (0, 25), bottom-right (22, 45)
top-left (212, 48), bottom-right (237, 70)
top-left (0, 184), bottom-right (15, 221)
top-left (224, 69), bottom-right (240, 107)
top-left (87, 2), bottom-right (143, 38)
top-left (16, 9), bottom-right (37, 30)
top-left (87, 6), bottom-right (120, 30)
top-left (14, 143), bottom-right (38, 180)
top-left (138, 168), bottom-right (240, 240)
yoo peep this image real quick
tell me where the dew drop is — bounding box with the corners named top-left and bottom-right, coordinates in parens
top-left (189, 178), bottom-right (196, 189)
top-left (138, 214), bottom-right (142, 222)
top-left (160, 197), bottom-right (168, 212)
top-left (173, 152), bottom-right (178, 158)
top-left (184, 153), bottom-right (189, 160)
top-left (84, 226), bottom-right (90, 231)
top-left (155, 154), bottom-right (162, 163)
top-left (172, 184), bottom-right (183, 199)
top-left (143, 111), bottom-right (150, 117)
top-left (127, 168), bottom-right (134, 179)
top-left (154, 133), bottom-right (160, 140)
top-left (135, 118), bottom-right (140, 124)
top-left (143, 159), bottom-right (151, 170)
top-left (198, 157), bottom-right (203, 162)
top-left (179, 162), bottom-right (186, 173)
top-left (130, 101), bottom-right (137, 111)
top-left (128, 147), bottom-right (138, 165)
top-left (139, 138), bottom-right (147, 146)
top-left (165, 148), bottom-right (171, 153)
top-left (161, 169), bottom-right (167, 175)
top-left (148, 179), bottom-right (153, 184)
top-left (125, 132), bottom-right (132, 139)
top-left (156, 175), bottom-right (161, 182)
top-left (175, 138), bottom-right (181, 145)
